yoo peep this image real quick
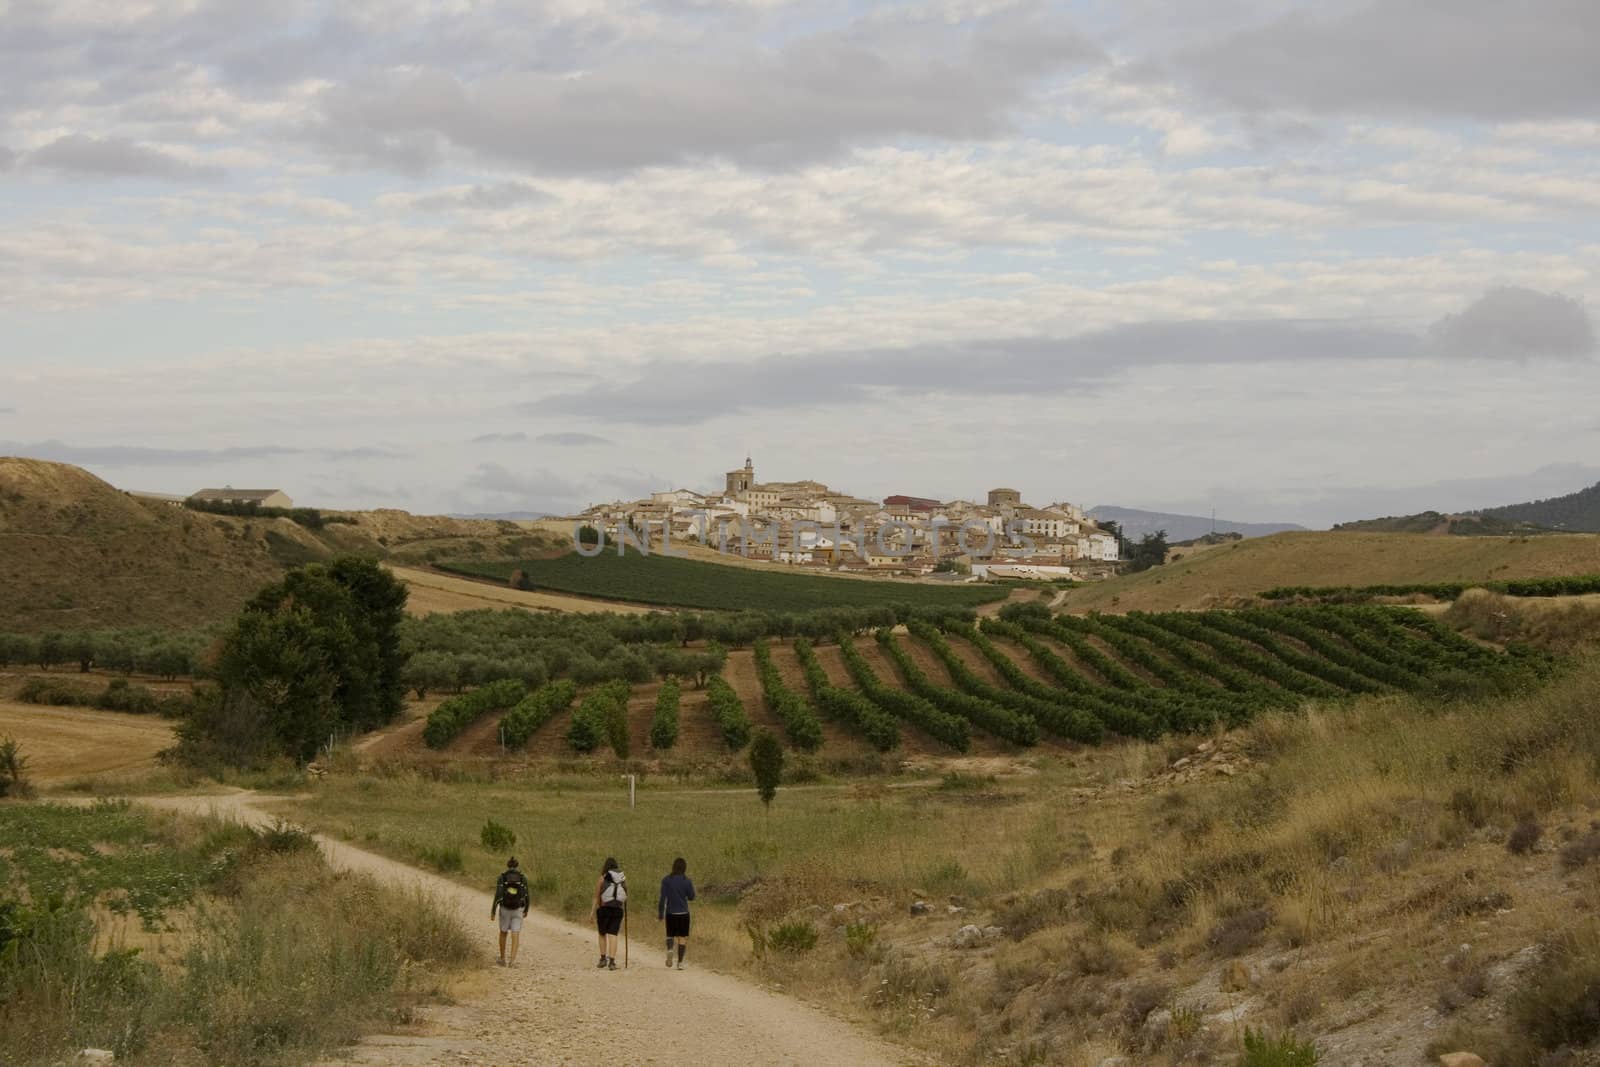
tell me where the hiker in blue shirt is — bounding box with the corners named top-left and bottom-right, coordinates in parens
top-left (658, 856), bottom-right (696, 969)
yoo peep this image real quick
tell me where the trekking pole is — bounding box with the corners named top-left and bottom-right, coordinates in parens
top-left (623, 902), bottom-right (629, 969)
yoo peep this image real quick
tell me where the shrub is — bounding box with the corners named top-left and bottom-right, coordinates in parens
top-left (418, 843), bottom-right (464, 872)
top-left (650, 677), bottom-right (681, 750)
top-left (1560, 829), bottom-right (1600, 871)
top-left (751, 638), bottom-right (823, 751)
top-left (1208, 907), bottom-right (1272, 957)
top-left (1507, 814), bottom-right (1543, 854)
top-left (422, 678), bottom-right (527, 749)
top-left (566, 680), bottom-right (631, 756)
top-left (706, 675), bottom-right (752, 751)
top-left (499, 679), bottom-right (578, 748)
top-left (844, 921), bottom-right (878, 958)
top-left (0, 736), bottom-right (29, 798)
top-left (480, 818), bottom-right (516, 852)
top-left (749, 729), bottom-right (784, 808)
top-left (1510, 927), bottom-right (1600, 1050)
top-left (18, 677), bottom-right (96, 706)
top-left (766, 920), bottom-right (818, 953)
top-left (1241, 1028), bottom-right (1319, 1066)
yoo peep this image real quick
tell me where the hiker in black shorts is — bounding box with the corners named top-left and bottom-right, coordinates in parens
top-left (492, 857), bottom-right (531, 967)
top-left (658, 856), bottom-right (695, 970)
top-left (592, 856), bottom-right (627, 970)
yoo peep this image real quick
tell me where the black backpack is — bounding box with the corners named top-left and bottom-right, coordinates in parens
top-left (499, 869), bottom-right (529, 910)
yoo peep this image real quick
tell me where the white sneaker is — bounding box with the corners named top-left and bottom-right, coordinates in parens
top-left (676, 960), bottom-right (684, 970)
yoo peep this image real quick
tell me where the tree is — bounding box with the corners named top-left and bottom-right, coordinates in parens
top-left (180, 604), bottom-right (341, 764)
top-left (577, 525), bottom-right (601, 546)
top-left (749, 729), bottom-right (784, 810)
top-left (1124, 529), bottom-right (1170, 574)
top-left (403, 650), bottom-right (457, 699)
top-left (181, 558), bottom-right (409, 766)
top-left (37, 632), bottom-right (65, 671)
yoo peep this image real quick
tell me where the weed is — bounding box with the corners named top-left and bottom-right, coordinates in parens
top-left (0, 735), bottom-right (29, 798)
top-left (1559, 828), bottom-right (1600, 871)
top-left (1208, 907), bottom-right (1272, 957)
top-left (1508, 814), bottom-right (1543, 854)
top-left (418, 843), bottom-right (464, 873)
top-left (479, 818), bottom-right (516, 852)
top-left (1241, 1027), bottom-right (1319, 1066)
top-left (844, 920), bottom-right (879, 958)
top-left (766, 920), bottom-right (819, 953)
top-left (1510, 927), bottom-right (1600, 1051)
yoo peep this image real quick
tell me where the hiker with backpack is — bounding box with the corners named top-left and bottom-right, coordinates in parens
top-left (592, 856), bottom-right (627, 970)
top-left (492, 856), bottom-right (531, 967)
top-left (658, 856), bottom-right (695, 970)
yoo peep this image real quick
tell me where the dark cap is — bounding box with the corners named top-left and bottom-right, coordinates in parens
top-left (507, 857), bottom-right (519, 868)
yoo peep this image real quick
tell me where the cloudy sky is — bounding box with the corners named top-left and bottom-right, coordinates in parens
top-left (3, 0), bottom-right (1598, 526)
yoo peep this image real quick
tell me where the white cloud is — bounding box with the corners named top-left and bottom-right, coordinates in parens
top-left (0, 0), bottom-right (1597, 520)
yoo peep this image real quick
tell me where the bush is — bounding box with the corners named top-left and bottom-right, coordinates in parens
top-left (566, 680), bottom-right (631, 756)
top-left (1510, 927), bottom-right (1600, 1050)
top-left (500, 679), bottom-right (578, 748)
top-left (1507, 814), bottom-right (1543, 855)
top-left (422, 678), bottom-right (527, 749)
top-left (0, 736), bottom-right (29, 798)
top-left (18, 677), bottom-right (96, 706)
top-left (418, 843), bottom-right (464, 872)
top-left (480, 818), bottom-right (516, 852)
top-left (749, 729), bottom-right (784, 808)
top-left (706, 675), bottom-right (752, 751)
top-left (766, 920), bottom-right (818, 953)
top-left (1241, 1028), bottom-right (1319, 1066)
top-left (650, 677), bottom-right (681, 750)
top-left (844, 921), bottom-right (879, 958)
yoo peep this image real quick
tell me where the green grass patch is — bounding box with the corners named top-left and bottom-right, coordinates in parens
top-left (440, 552), bottom-right (1006, 613)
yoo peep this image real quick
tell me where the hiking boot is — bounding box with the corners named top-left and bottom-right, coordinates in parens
top-left (496, 958), bottom-right (505, 967)
top-left (607, 958), bottom-right (618, 971)
top-left (666, 952), bottom-right (674, 968)
top-left (598, 956), bottom-right (608, 968)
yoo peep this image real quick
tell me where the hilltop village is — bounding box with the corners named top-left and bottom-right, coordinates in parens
top-left (577, 458), bottom-right (1121, 580)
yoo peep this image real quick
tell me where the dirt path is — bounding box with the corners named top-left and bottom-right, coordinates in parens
top-left (140, 792), bottom-right (911, 1067)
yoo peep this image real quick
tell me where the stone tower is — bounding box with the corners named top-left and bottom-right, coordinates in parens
top-left (725, 455), bottom-right (755, 498)
top-left (988, 487), bottom-right (1022, 508)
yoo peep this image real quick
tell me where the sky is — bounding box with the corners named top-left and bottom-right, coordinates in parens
top-left (2, 0), bottom-right (1598, 527)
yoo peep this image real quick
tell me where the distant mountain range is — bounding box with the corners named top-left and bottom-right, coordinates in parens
top-left (1334, 480), bottom-right (1600, 535)
top-left (1086, 505), bottom-right (1306, 543)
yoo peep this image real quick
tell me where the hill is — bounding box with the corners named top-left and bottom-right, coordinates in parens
top-left (1477, 479), bottom-right (1600, 531)
top-left (0, 458), bottom-right (558, 632)
top-left (1058, 529), bottom-right (1600, 613)
top-left (1087, 505), bottom-right (1305, 542)
top-left (1332, 511), bottom-right (1554, 536)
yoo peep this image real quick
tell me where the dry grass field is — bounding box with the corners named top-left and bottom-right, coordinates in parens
top-left (0, 701), bottom-right (174, 783)
top-left (1062, 530), bottom-right (1600, 613)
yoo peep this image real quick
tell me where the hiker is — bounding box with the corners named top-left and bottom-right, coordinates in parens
top-left (492, 856), bottom-right (531, 967)
top-left (593, 856), bottom-right (627, 970)
top-left (658, 856), bottom-right (696, 970)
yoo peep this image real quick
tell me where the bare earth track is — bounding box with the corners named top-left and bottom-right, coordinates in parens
top-left (140, 792), bottom-right (912, 1067)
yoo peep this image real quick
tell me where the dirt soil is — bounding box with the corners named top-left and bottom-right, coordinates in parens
top-left (390, 566), bottom-right (656, 616)
top-left (140, 792), bottom-right (915, 1067)
top-left (0, 701), bottom-right (175, 782)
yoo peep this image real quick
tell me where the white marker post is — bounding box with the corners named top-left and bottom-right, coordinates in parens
top-left (628, 774), bottom-right (636, 809)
